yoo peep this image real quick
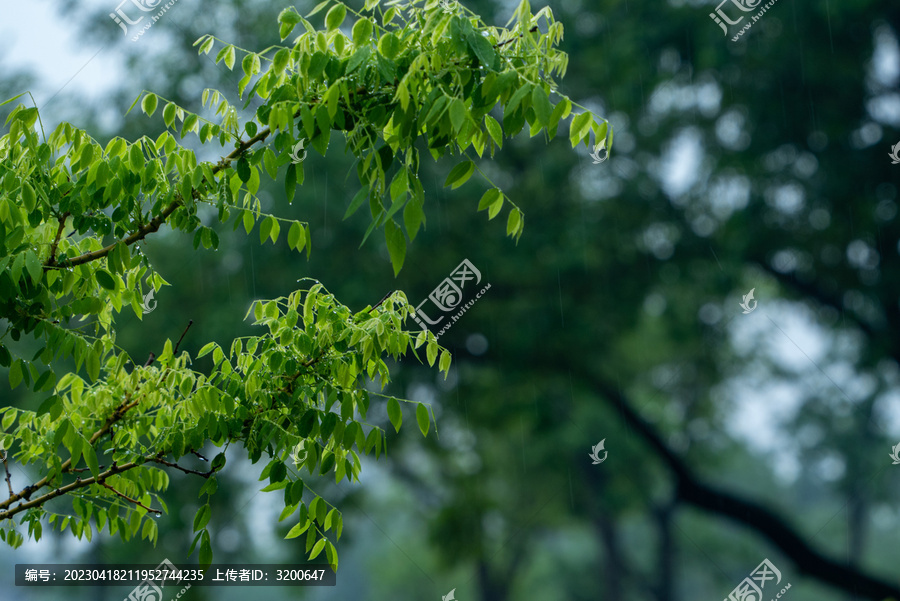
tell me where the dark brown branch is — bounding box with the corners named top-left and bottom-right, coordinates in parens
top-left (496, 25), bottom-right (540, 49)
top-left (576, 368), bottom-right (900, 601)
top-left (191, 451), bottom-right (208, 462)
top-left (173, 320), bottom-right (193, 355)
top-left (1, 451), bottom-right (13, 499)
top-left (0, 392), bottom-right (141, 512)
top-left (0, 461), bottom-right (140, 520)
top-left (149, 457), bottom-right (214, 478)
top-left (46, 211), bottom-right (70, 267)
top-left (100, 481), bottom-right (161, 514)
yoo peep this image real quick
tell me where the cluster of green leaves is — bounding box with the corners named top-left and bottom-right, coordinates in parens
top-left (0, 0), bottom-right (608, 569)
top-left (0, 283), bottom-right (445, 570)
top-left (187, 0), bottom-right (609, 268)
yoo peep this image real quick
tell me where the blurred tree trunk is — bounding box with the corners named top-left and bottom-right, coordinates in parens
top-left (654, 500), bottom-right (675, 601)
top-left (595, 513), bottom-right (623, 600)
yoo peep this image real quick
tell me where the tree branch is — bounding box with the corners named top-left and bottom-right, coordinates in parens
top-left (45, 211), bottom-right (70, 267)
top-left (575, 367), bottom-right (900, 601)
top-left (49, 107), bottom-right (303, 271)
top-left (100, 481), bottom-right (161, 515)
top-left (173, 320), bottom-right (193, 355)
top-left (0, 390), bottom-right (141, 511)
top-left (149, 456), bottom-right (214, 478)
top-left (0, 461), bottom-right (140, 521)
top-left (1, 450), bottom-right (13, 499)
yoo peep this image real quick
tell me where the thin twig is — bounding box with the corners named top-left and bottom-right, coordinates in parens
top-left (496, 25), bottom-right (540, 49)
top-left (100, 481), bottom-right (161, 514)
top-left (46, 211), bottom-right (70, 267)
top-left (149, 457), bottom-right (214, 478)
top-left (173, 320), bottom-right (193, 355)
top-left (1, 451), bottom-right (13, 499)
top-left (191, 451), bottom-right (208, 462)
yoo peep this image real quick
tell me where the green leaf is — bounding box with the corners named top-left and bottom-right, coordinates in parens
top-left (484, 115), bottom-right (503, 147)
top-left (478, 188), bottom-right (501, 211)
top-left (426, 339), bottom-right (438, 366)
top-left (193, 505), bottom-right (211, 532)
top-left (141, 93), bottom-right (158, 117)
top-left (378, 33), bottom-right (401, 59)
top-left (163, 103), bottom-right (177, 128)
top-left (83, 445), bottom-right (99, 479)
top-left (8, 360), bottom-right (22, 390)
top-left (85, 349), bottom-right (100, 382)
top-left (224, 46), bottom-right (236, 70)
top-left (415, 403), bottom-right (430, 437)
top-left (531, 86), bottom-right (552, 126)
top-left (288, 222), bottom-right (303, 250)
top-left (444, 160), bottom-right (475, 189)
top-left (199, 36), bottom-right (215, 55)
top-left (467, 31), bottom-right (498, 70)
top-left (403, 193), bottom-right (425, 241)
top-left (309, 537), bottom-right (327, 560)
top-left (21, 182), bottom-right (36, 212)
top-left (95, 269), bottom-right (116, 291)
top-left (267, 216), bottom-right (280, 244)
top-left (570, 112), bottom-right (593, 148)
top-left (285, 519), bottom-right (310, 539)
top-left (199, 530), bottom-right (213, 566)
top-left (387, 398), bottom-right (402, 433)
top-left (439, 349), bottom-right (452, 373)
top-left (129, 143), bottom-right (144, 170)
top-left (346, 45), bottom-right (371, 74)
top-left (306, 0), bottom-right (331, 17)
top-left (449, 98), bottom-right (467, 133)
top-left (211, 453), bottom-right (226, 470)
top-left (384, 220), bottom-right (406, 276)
top-left (325, 4), bottom-right (347, 31)
top-left (352, 17), bottom-right (373, 46)
top-left (506, 82), bottom-right (533, 115)
top-left (488, 193), bottom-right (504, 219)
top-left (24, 250), bottom-right (41, 285)
top-left (325, 82), bottom-right (341, 119)
top-left (507, 207), bottom-right (522, 236)
top-left (260, 216), bottom-right (273, 245)
top-left (344, 185), bottom-right (369, 219)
